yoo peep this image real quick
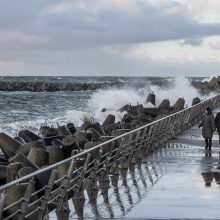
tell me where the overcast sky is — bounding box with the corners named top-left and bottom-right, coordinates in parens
top-left (0, 0), bottom-right (220, 76)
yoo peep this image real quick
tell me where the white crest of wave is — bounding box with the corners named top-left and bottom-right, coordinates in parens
top-left (150, 76), bottom-right (201, 106)
top-left (0, 110), bottom-right (89, 135)
top-left (88, 87), bottom-right (153, 122)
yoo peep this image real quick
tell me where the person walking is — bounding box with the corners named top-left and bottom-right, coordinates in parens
top-left (198, 107), bottom-right (215, 151)
top-left (215, 111), bottom-right (220, 145)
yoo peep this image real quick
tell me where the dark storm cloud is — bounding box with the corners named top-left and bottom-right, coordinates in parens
top-left (0, 0), bottom-right (220, 76)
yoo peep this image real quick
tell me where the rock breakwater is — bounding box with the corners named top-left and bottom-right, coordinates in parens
top-left (191, 76), bottom-right (220, 94)
top-left (0, 81), bottom-right (122, 92)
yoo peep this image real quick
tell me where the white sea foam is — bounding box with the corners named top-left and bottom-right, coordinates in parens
top-left (0, 110), bottom-right (89, 135)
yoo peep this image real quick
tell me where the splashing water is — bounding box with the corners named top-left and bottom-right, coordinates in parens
top-left (150, 76), bottom-right (201, 106)
top-left (88, 86), bottom-right (154, 122)
top-left (0, 76), bottom-right (215, 135)
top-left (89, 77), bottom-right (215, 122)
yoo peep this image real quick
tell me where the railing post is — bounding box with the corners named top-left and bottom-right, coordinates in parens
top-left (143, 125), bottom-right (153, 155)
top-left (72, 153), bottom-right (91, 219)
top-left (17, 179), bottom-right (35, 220)
top-left (55, 158), bottom-right (75, 220)
top-left (133, 129), bottom-right (145, 161)
top-left (109, 149), bottom-right (120, 187)
top-left (84, 160), bottom-right (99, 204)
top-left (36, 169), bottom-right (57, 220)
top-left (0, 192), bottom-right (6, 220)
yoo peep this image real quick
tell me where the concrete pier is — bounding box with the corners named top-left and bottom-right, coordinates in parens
top-left (49, 112), bottom-right (220, 219)
top-left (126, 130), bottom-right (220, 219)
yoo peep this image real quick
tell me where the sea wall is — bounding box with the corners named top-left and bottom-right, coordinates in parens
top-left (0, 81), bottom-right (122, 92)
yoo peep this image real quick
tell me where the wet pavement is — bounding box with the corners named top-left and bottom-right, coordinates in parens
top-left (50, 110), bottom-right (220, 219)
top-left (126, 128), bottom-right (220, 220)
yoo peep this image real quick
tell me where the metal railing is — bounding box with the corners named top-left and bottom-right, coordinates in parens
top-left (0, 94), bottom-right (220, 220)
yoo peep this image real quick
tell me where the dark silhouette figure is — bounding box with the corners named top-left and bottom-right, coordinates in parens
top-left (215, 112), bottom-right (220, 145)
top-left (201, 171), bottom-right (214, 187)
top-left (201, 166), bottom-right (220, 187)
top-left (198, 107), bottom-right (215, 151)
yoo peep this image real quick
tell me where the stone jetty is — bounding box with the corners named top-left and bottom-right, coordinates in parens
top-left (0, 81), bottom-right (122, 92)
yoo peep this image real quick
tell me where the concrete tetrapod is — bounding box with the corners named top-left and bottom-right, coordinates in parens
top-left (192, 97), bottom-right (201, 106)
top-left (18, 130), bottom-right (41, 143)
top-left (102, 114), bottom-right (115, 127)
top-left (6, 162), bottom-right (23, 183)
top-left (16, 139), bottom-right (45, 156)
top-left (66, 123), bottom-right (76, 134)
top-left (18, 166), bottom-right (34, 178)
top-left (173, 98), bottom-right (185, 112)
top-left (27, 147), bottom-right (49, 167)
top-left (46, 145), bottom-right (65, 165)
top-left (0, 165), bottom-right (6, 185)
top-left (146, 93), bottom-right (156, 106)
top-left (57, 125), bottom-right (71, 136)
top-left (62, 135), bottom-right (80, 158)
top-left (4, 184), bottom-right (28, 220)
top-left (0, 133), bottom-right (21, 158)
top-left (158, 99), bottom-right (170, 110)
top-left (39, 126), bottom-right (58, 138)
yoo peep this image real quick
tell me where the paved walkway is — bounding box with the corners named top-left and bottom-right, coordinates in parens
top-left (51, 109), bottom-right (220, 219)
top-left (126, 126), bottom-right (220, 219)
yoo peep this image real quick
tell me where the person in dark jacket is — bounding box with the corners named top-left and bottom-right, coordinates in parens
top-left (215, 112), bottom-right (220, 145)
top-left (198, 107), bottom-right (215, 151)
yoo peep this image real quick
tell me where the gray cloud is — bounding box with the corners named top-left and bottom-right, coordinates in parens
top-left (0, 0), bottom-right (220, 51)
top-left (209, 41), bottom-right (220, 50)
top-left (0, 0), bottom-right (220, 76)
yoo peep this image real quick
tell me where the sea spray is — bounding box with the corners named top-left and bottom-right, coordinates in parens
top-left (150, 76), bottom-right (200, 106)
top-left (151, 76), bottom-right (216, 106)
top-left (0, 110), bottom-right (90, 135)
top-left (88, 86), bottom-right (153, 123)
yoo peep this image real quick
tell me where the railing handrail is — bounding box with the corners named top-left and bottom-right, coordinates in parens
top-left (0, 94), bottom-right (219, 192)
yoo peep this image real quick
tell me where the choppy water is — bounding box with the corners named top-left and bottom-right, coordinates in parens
top-left (0, 76), bottom-right (172, 84)
top-left (0, 76), bottom-right (213, 135)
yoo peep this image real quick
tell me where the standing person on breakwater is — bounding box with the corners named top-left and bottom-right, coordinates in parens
top-left (198, 107), bottom-right (215, 152)
top-left (215, 111), bottom-right (220, 145)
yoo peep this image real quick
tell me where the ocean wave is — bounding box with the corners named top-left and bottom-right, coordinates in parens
top-left (0, 110), bottom-right (89, 135)
top-left (0, 77), bottom-right (215, 136)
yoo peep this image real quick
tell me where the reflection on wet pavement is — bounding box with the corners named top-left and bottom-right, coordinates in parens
top-left (49, 126), bottom-right (220, 219)
top-left (126, 126), bottom-right (220, 220)
top-left (61, 142), bottom-right (190, 219)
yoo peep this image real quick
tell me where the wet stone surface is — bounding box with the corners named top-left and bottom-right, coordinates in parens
top-left (50, 126), bottom-right (220, 219)
top-left (126, 127), bottom-right (220, 220)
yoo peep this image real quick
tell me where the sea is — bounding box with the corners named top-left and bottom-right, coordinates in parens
top-left (0, 76), bottom-right (214, 136)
